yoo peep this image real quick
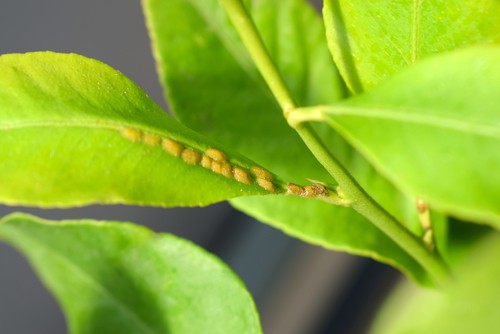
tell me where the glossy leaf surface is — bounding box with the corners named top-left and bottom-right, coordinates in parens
top-left (144, 0), bottom-right (432, 284)
top-left (318, 47), bottom-right (500, 225)
top-left (143, 0), bottom-right (342, 176)
top-left (371, 233), bottom-right (500, 334)
top-left (323, 0), bottom-right (500, 93)
top-left (0, 213), bottom-right (262, 334)
top-left (0, 52), bottom-right (277, 207)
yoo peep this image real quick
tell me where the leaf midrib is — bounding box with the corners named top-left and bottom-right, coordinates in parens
top-left (7, 227), bottom-right (160, 334)
top-left (411, 0), bottom-right (422, 63)
top-left (1, 119), bottom-right (138, 132)
top-left (327, 106), bottom-right (500, 139)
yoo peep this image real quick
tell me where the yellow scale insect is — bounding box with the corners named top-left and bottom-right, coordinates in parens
top-left (120, 127), bottom-right (329, 198)
top-left (286, 182), bottom-right (328, 198)
top-left (119, 128), bottom-right (278, 193)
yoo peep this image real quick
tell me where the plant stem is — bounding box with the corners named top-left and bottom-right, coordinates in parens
top-left (219, 0), bottom-right (449, 285)
top-left (218, 0), bottom-right (296, 113)
top-left (297, 126), bottom-right (449, 284)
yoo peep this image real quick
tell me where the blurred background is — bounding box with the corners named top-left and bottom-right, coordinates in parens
top-left (0, 0), bottom-right (400, 333)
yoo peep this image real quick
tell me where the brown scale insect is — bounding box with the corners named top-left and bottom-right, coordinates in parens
top-left (251, 166), bottom-right (273, 181)
top-left (302, 184), bottom-right (328, 197)
top-left (211, 161), bottom-right (232, 178)
top-left (205, 148), bottom-right (227, 162)
top-left (181, 149), bottom-right (202, 165)
top-left (233, 167), bottom-right (252, 185)
top-left (286, 183), bottom-right (304, 196)
top-left (162, 138), bottom-right (184, 157)
top-left (211, 161), bottom-right (223, 174)
top-left (220, 163), bottom-right (233, 178)
top-left (201, 155), bottom-right (213, 169)
top-left (121, 129), bottom-right (263, 188)
top-left (143, 133), bottom-right (161, 147)
top-left (121, 128), bottom-right (142, 142)
top-left (257, 178), bottom-right (275, 192)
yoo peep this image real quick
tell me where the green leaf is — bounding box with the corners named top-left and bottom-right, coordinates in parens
top-left (316, 46), bottom-right (500, 226)
top-left (323, 0), bottom-right (500, 93)
top-left (232, 195), bottom-right (430, 284)
top-left (143, 0), bottom-right (435, 284)
top-left (370, 232), bottom-right (500, 334)
top-left (0, 52), bottom-right (283, 207)
top-left (0, 213), bottom-right (262, 334)
top-left (143, 0), bottom-right (342, 177)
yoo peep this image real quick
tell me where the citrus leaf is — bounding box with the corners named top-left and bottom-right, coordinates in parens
top-left (143, 0), bottom-right (436, 284)
top-left (232, 195), bottom-right (431, 284)
top-left (323, 0), bottom-right (500, 93)
top-left (0, 52), bottom-right (283, 207)
top-left (370, 233), bottom-right (500, 334)
top-left (143, 0), bottom-right (343, 178)
top-left (317, 46), bottom-right (500, 225)
top-left (0, 213), bottom-right (262, 334)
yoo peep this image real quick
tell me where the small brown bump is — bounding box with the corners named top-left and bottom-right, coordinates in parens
top-left (221, 163), bottom-right (233, 178)
top-left (201, 155), bottom-right (213, 169)
top-left (251, 166), bottom-right (273, 181)
top-left (313, 183), bottom-right (328, 196)
top-left (211, 161), bottom-right (223, 174)
top-left (181, 149), bottom-right (202, 165)
top-left (303, 184), bottom-right (328, 197)
top-left (211, 161), bottom-right (232, 178)
top-left (416, 198), bottom-right (428, 213)
top-left (121, 128), bottom-right (142, 142)
top-left (286, 183), bottom-right (304, 196)
top-left (233, 167), bottom-right (251, 185)
top-left (162, 138), bottom-right (183, 157)
top-left (143, 133), bottom-right (161, 147)
top-left (205, 148), bottom-right (227, 162)
top-left (257, 178), bottom-right (275, 192)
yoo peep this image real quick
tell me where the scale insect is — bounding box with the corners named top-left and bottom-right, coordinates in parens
top-left (162, 138), bottom-right (184, 157)
top-left (121, 128), bottom-right (142, 142)
top-left (118, 127), bottom-right (332, 197)
top-left (119, 127), bottom-right (279, 192)
top-left (119, 128), bottom-right (327, 197)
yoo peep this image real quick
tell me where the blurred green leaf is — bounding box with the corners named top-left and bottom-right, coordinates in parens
top-left (318, 46), bottom-right (500, 225)
top-left (0, 213), bottom-right (262, 334)
top-left (143, 0), bottom-right (434, 284)
top-left (323, 0), bottom-right (500, 93)
top-left (370, 232), bottom-right (500, 334)
top-left (143, 0), bottom-right (342, 177)
top-left (232, 195), bottom-right (431, 284)
top-left (0, 52), bottom-right (279, 207)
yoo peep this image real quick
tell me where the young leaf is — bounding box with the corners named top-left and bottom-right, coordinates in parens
top-left (0, 213), bottom-right (262, 334)
top-left (323, 0), bottom-right (500, 93)
top-left (314, 46), bottom-right (500, 226)
top-left (370, 233), bottom-right (500, 334)
top-left (0, 52), bottom-right (282, 207)
top-left (143, 0), bottom-right (438, 284)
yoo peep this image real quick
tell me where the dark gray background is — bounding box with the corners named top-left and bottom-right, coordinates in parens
top-left (0, 1), bottom-right (399, 333)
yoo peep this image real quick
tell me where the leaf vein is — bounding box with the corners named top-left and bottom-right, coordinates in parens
top-left (15, 231), bottom-right (160, 334)
top-left (411, 0), bottom-right (422, 63)
top-left (329, 106), bottom-right (500, 139)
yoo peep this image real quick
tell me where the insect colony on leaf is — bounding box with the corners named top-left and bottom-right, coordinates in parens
top-left (121, 127), bottom-right (328, 198)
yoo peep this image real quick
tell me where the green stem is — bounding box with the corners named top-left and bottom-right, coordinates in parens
top-left (218, 0), bottom-right (296, 112)
top-left (219, 0), bottom-right (449, 285)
